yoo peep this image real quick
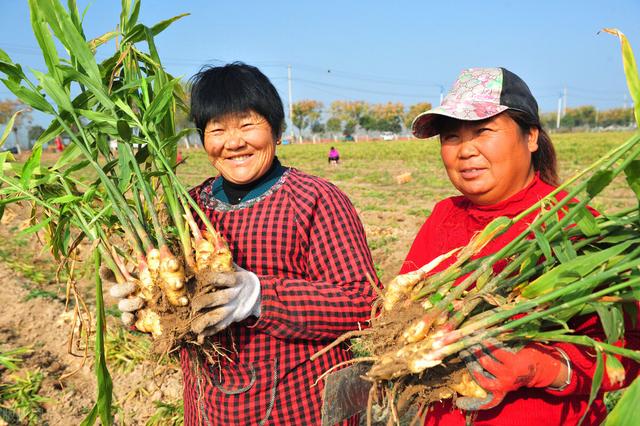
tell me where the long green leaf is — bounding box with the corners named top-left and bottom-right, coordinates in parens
top-left (57, 66), bottom-right (114, 110)
top-left (520, 242), bottom-right (633, 298)
top-left (34, 70), bottom-right (73, 112)
top-left (19, 217), bottom-right (53, 236)
top-left (0, 110), bottom-right (22, 148)
top-left (580, 349), bottom-right (604, 425)
top-left (1, 78), bottom-right (55, 113)
top-left (605, 376), bottom-right (640, 425)
top-left (19, 145), bottom-right (42, 188)
top-left (603, 29), bottom-right (640, 126)
top-left (28, 0), bottom-right (63, 83)
top-left (38, 0), bottom-right (102, 84)
top-left (143, 78), bottom-right (180, 124)
top-left (80, 251), bottom-right (113, 426)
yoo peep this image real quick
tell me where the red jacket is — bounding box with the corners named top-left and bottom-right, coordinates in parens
top-left (401, 174), bottom-right (640, 425)
top-left (182, 168), bottom-right (378, 425)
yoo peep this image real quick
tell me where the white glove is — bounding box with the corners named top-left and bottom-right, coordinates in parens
top-left (100, 266), bottom-right (144, 326)
top-left (190, 263), bottom-right (261, 341)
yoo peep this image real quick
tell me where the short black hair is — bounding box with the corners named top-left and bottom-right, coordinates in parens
top-left (189, 62), bottom-right (285, 143)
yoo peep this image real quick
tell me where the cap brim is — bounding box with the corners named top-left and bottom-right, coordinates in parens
top-left (411, 103), bottom-right (509, 139)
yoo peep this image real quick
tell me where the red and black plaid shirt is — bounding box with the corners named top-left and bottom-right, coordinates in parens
top-left (181, 168), bottom-right (378, 425)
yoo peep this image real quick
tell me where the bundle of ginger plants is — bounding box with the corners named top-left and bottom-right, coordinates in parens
top-left (315, 29), bottom-right (640, 425)
top-left (0, 1), bottom-right (235, 423)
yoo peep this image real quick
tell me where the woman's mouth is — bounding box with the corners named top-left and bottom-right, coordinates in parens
top-left (460, 168), bottom-right (486, 179)
top-left (227, 154), bottom-right (253, 164)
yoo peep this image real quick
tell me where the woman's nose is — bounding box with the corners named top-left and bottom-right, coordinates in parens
top-left (225, 129), bottom-right (246, 149)
top-left (458, 139), bottom-right (479, 158)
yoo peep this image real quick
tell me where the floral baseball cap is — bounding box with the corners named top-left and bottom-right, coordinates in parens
top-left (411, 67), bottom-right (539, 139)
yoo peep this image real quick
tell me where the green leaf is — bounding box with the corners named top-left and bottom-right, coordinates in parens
top-left (77, 109), bottom-right (118, 127)
top-left (533, 228), bottom-right (552, 263)
top-left (19, 145), bottom-right (42, 188)
top-left (520, 242), bottom-right (633, 298)
top-left (624, 160), bottom-right (640, 201)
top-left (19, 217), bottom-right (53, 236)
top-left (1, 78), bottom-right (55, 113)
top-left (587, 169), bottom-right (614, 198)
top-left (117, 120), bottom-right (132, 142)
top-left (594, 304), bottom-right (625, 344)
top-left (0, 50), bottom-right (27, 82)
top-left (604, 355), bottom-right (626, 387)
top-left (63, 159), bottom-right (91, 177)
top-left (57, 66), bottom-right (114, 110)
top-left (574, 206), bottom-right (600, 237)
top-left (605, 376), bottom-right (640, 425)
top-left (550, 233), bottom-right (577, 264)
top-left (50, 194), bottom-right (82, 204)
top-left (34, 70), bottom-right (73, 112)
top-left (580, 348), bottom-right (604, 425)
top-left (37, 0), bottom-right (102, 84)
top-left (143, 78), bottom-right (180, 124)
top-left (88, 30), bottom-right (119, 52)
top-left (0, 110), bottom-right (22, 148)
top-left (122, 13), bottom-right (189, 44)
top-left (28, 0), bottom-right (63, 83)
top-left (602, 29), bottom-right (640, 126)
top-left (35, 121), bottom-right (63, 151)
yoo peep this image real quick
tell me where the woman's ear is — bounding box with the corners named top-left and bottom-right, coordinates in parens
top-left (527, 128), bottom-right (540, 153)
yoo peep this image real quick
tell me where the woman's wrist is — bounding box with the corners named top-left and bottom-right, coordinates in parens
top-left (547, 347), bottom-right (572, 390)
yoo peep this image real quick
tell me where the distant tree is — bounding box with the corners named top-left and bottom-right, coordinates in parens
top-left (310, 121), bottom-right (325, 134)
top-left (292, 100), bottom-right (323, 137)
top-left (561, 106), bottom-right (596, 128)
top-left (598, 107), bottom-right (634, 127)
top-left (370, 102), bottom-right (404, 133)
top-left (343, 120), bottom-right (356, 137)
top-left (405, 102), bottom-right (432, 129)
top-left (330, 101), bottom-right (368, 134)
top-left (540, 112), bottom-right (557, 130)
top-left (28, 125), bottom-right (45, 147)
top-left (326, 117), bottom-right (342, 135)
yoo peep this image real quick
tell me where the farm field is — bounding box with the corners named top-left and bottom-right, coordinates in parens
top-left (0, 130), bottom-right (637, 424)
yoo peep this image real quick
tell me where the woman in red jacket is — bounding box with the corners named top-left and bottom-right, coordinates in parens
top-left (402, 67), bottom-right (639, 425)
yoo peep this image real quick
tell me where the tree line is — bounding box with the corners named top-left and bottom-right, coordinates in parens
top-left (293, 100), bottom-right (637, 139)
top-left (291, 100), bottom-right (432, 139)
top-left (1, 97), bottom-right (636, 151)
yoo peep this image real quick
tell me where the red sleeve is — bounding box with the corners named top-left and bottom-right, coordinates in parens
top-left (250, 185), bottom-right (378, 341)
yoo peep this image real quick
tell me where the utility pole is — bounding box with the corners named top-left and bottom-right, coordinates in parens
top-left (439, 85), bottom-right (444, 105)
top-left (287, 65), bottom-right (294, 143)
top-left (556, 93), bottom-right (562, 129)
top-left (562, 87), bottom-right (567, 116)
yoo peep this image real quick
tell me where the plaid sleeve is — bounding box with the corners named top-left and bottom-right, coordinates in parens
top-left (250, 181), bottom-right (378, 341)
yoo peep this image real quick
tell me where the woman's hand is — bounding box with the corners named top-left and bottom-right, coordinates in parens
top-left (456, 340), bottom-right (570, 411)
top-left (190, 263), bottom-right (261, 342)
top-left (100, 266), bottom-right (144, 327)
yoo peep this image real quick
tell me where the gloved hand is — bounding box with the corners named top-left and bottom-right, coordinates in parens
top-left (456, 340), bottom-right (569, 411)
top-left (190, 263), bottom-right (261, 342)
top-left (100, 266), bottom-right (144, 327)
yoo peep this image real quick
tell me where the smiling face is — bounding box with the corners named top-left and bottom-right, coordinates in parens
top-left (439, 112), bottom-right (539, 205)
top-left (203, 110), bottom-right (277, 184)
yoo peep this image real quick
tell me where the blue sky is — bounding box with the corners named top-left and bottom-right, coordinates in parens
top-left (1, 0), bottom-right (639, 129)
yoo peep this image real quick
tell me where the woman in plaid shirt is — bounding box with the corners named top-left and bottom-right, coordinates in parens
top-left (179, 62), bottom-right (378, 425)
